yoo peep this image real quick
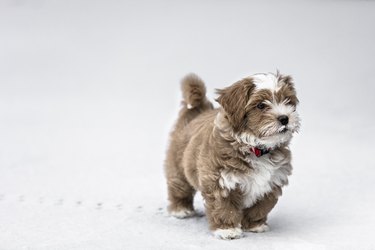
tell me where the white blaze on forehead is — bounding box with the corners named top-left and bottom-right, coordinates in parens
top-left (250, 73), bottom-right (281, 92)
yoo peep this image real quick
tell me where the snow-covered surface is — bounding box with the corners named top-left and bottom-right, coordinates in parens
top-left (1, 0), bottom-right (375, 249)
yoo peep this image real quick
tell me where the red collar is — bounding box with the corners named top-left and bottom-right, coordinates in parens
top-left (249, 147), bottom-right (271, 157)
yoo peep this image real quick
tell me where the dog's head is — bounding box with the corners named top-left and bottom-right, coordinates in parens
top-left (216, 72), bottom-right (300, 148)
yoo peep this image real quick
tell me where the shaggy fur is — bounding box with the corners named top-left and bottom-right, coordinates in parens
top-left (165, 72), bottom-right (300, 240)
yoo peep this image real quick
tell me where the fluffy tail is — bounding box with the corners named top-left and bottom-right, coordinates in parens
top-left (176, 73), bottom-right (213, 127)
top-left (181, 73), bottom-right (211, 110)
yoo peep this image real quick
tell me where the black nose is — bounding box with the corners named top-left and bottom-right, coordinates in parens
top-left (278, 115), bottom-right (289, 125)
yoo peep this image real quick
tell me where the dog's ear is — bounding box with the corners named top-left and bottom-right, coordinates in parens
top-left (278, 74), bottom-right (294, 87)
top-left (216, 78), bottom-right (255, 131)
top-left (278, 74), bottom-right (299, 106)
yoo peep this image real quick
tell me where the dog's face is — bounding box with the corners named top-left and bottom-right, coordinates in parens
top-left (216, 73), bottom-right (300, 148)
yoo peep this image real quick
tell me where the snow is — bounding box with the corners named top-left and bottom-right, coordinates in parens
top-left (1, 0), bottom-right (375, 249)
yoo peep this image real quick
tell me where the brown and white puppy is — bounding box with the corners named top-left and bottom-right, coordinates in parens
top-left (165, 72), bottom-right (300, 240)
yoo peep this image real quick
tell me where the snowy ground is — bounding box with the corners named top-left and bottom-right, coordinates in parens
top-left (1, 0), bottom-right (375, 249)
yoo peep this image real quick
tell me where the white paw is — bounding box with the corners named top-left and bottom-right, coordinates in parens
top-left (214, 227), bottom-right (243, 240)
top-left (187, 103), bottom-right (193, 109)
top-left (247, 223), bottom-right (269, 233)
top-left (170, 209), bottom-right (195, 219)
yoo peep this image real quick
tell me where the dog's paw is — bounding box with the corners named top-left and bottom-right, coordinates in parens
top-left (246, 223), bottom-right (269, 233)
top-left (214, 227), bottom-right (243, 240)
top-left (170, 209), bottom-right (195, 219)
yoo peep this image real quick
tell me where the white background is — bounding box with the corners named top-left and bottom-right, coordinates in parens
top-left (1, 0), bottom-right (375, 249)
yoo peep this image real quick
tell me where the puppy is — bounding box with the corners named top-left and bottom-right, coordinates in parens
top-left (165, 72), bottom-right (300, 240)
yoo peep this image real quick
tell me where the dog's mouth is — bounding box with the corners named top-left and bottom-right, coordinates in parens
top-left (258, 124), bottom-right (295, 139)
top-left (280, 127), bottom-right (288, 133)
top-left (275, 125), bottom-right (289, 134)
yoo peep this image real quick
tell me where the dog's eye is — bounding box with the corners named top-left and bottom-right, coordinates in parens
top-left (285, 96), bottom-right (299, 106)
top-left (285, 98), bottom-right (295, 106)
top-left (257, 103), bottom-right (266, 110)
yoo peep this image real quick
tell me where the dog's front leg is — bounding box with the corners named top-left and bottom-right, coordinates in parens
top-left (202, 188), bottom-right (243, 240)
top-left (241, 187), bottom-right (281, 233)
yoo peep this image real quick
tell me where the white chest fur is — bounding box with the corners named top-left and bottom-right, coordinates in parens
top-left (219, 152), bottom-right (292, 208)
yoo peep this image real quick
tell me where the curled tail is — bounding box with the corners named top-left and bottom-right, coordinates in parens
top-left (181, 73), bottom-right (212, 110)
top-left (178, 73), bottom-right (213, 125)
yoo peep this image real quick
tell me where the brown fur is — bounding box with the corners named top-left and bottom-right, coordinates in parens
top-left (165, 73), bottom-right (299, 239)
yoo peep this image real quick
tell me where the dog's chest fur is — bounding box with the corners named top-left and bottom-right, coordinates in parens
top-left (219, 151), bottom-right (291, 208)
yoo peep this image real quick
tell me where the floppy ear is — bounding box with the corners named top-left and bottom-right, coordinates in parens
top-left (216, 78), bottom-right (255, 131)
top-left (278, 74), bottom-right (299, 106)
